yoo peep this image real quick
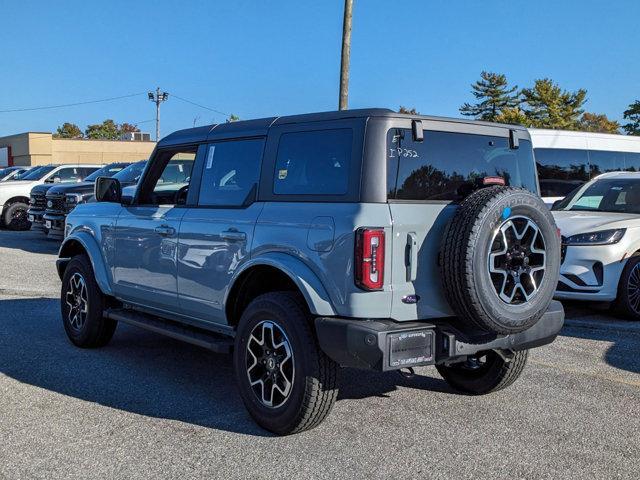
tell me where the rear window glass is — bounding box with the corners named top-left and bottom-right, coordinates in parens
top-left (388, 129), bottom-right (538, 201)
top-left (274, 129), bottom-right (352, 195)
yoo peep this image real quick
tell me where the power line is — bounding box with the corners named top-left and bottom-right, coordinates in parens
top-left (171, 94), bottom-right (230, 117)
top-left (0, 92), bottom-right (146, 113)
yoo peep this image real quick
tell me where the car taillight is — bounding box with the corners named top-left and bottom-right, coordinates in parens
top-left (355, 228), bottom-right (385, 291)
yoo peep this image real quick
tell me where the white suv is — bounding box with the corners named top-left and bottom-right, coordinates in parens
top-left (0, 164), bottom-right (100, 230)
top-left (553, 172), bottom-right (640, 319)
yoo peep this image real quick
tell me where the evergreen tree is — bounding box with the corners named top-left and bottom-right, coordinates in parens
top-left (623, 100), bottom-right (640, 135)
top-left (520, 78), bottom-right (586, 129)
top-left (460, 71), bottom-right (520, 121)
top-left (495, 107), bottom-right (531, 127)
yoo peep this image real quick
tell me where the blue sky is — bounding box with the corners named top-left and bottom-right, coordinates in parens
top-left (1, 0), bottom-right (638, 137)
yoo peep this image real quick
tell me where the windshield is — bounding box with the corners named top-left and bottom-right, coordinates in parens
top-left (113, 161), bottom-right (147, 184)
top-left (14, 166), bottom-right (56, 181)
top-left (85, 163), bottom-right (129, 182)
top-left (553, 177), bottom-right (640, 214)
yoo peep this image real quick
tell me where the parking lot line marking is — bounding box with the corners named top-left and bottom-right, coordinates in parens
top-left (530, 359), bottom-right (640, 388)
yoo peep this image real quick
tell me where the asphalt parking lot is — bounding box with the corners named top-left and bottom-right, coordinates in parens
top-left (0, 230), bottom-right (639, 479)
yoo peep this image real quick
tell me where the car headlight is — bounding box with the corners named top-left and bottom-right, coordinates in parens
top-left (66, 193), bottom-right (85, 205)
top-left (565, 229), bottom-right (626, 246)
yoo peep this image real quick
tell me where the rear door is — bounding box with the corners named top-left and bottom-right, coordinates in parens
top-left (177, 138), bottom-right (265, 324)
top-left (386, 120), bottom-right (537, 321)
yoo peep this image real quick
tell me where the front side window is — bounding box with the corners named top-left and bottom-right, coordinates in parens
top-left (273, 129), bottom-right (352, 195)
top-left (198, 139), bottom-right (264, 207)
top-left (388, 129), bottom-right (538, 201)
top-left (48, 167), bottom-right (85, 183)
top-left (138, 148), bottom-right (196, 205)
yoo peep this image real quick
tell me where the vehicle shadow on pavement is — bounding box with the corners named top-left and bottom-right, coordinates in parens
top-left (561, 319), bottom-right (640, 375)
top-left (0, 230), bottom-right (59, 254)
top-left (339, 368), bottom-right (450, 400)
top-left (0, 297), bottom-right (270, 436)
top-left (0, 297), bottom-right (452, 435)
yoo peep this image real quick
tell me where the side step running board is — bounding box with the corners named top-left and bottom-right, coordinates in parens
top-left (105, 308), bottom-right (234, 354)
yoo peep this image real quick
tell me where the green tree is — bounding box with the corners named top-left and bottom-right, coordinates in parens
top-left (398, 106), bottom-right (419, 114)
top-left (53, 122), bottom-right (84, 139)
top-left (118, 122), bottom-right (140, 135)
top-left (85, 119), bottom-right (120, 139)
top-left (460, 71), bottom-right (520, 122)
top-left (520, 78), bottom-right (587, 129)
top-left (578, 112), bottom-right (620, 134)
top-left (226, 114), bottom-right (240, 123)
top-left (494, 107), bottom-right (531, 127)
top-left (623, 100), bottom-right (640, 135)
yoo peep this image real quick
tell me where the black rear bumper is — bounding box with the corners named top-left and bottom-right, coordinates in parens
top-left (315, 301), bottom-right (564, 371)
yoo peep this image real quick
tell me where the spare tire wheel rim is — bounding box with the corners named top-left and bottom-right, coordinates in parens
top-left (488, 215), bottom-right (546, 304)
top-left (246, 320), bottom-right (295, 409)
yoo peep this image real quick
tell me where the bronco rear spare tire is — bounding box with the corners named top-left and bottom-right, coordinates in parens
top-left (440, 186), bottom-right (560, 335)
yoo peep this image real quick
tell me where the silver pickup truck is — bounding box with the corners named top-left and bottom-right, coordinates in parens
top-left (56, 109), bottom-right (564, 435)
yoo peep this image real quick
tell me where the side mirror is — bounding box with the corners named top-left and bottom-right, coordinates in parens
top-left (95, 177), bottom-right (122, 203)
top-left (551, 200), bottom-right (562, 210)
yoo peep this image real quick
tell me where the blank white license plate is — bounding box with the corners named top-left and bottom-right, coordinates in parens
top-left (45, 220), bottom-right (51, 229)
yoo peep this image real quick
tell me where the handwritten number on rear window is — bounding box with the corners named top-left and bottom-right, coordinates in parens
top-left (389, 148), bottom-right (419, 158)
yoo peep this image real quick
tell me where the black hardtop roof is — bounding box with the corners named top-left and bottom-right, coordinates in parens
top-left (157, 108), bottom-right (527, 147)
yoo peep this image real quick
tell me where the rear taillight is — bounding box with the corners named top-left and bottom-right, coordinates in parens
top-left (355, 228), bottom-right (385, 291)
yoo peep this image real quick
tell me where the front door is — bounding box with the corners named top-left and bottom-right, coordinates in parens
top-left (177, 138), bottom-right (265, 324)
top-left (113, 146), bottom-right (197, 314)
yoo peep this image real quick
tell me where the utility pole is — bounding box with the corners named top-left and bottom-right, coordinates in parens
top-left (148, 87), bottom-right (169, 141)
top-left (338, 0), bottom-right (353, 110)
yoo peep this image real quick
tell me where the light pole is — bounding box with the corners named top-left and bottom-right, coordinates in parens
top-left (148, 87), bottom-right (169, 141)
top-left (339, 0), bottom-right (353, 110)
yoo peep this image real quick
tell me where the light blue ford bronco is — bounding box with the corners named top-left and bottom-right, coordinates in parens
top-left (56, 109), bottom-right (564, 434)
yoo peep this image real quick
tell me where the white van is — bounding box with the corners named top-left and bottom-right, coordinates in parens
top-left (530, 129), bottom-right (640, 205)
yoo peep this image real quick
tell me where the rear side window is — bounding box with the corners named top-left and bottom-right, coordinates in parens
top-left (274, 129), bottom-right (352, 195)
top-left (388, 129), bottom-right (538, 201)
top-left (198, 139), bottom-right (264, 206)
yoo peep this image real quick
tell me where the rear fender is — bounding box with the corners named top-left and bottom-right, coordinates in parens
top-left (228, 252), bottom-right (336, 317)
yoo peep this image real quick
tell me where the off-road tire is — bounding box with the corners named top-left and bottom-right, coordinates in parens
top-left (61, 254), bottom-right (117, 348)
top-left (233, 292), bottom-right (339, 435)
top-left (612, 255), bottom-right (640, 320)
top-left (436, 349), bottom-right (528, 394)
top-left (3, 202), bottom-right (31, 231)
top-left (440, 186), bottom-right (560, 336)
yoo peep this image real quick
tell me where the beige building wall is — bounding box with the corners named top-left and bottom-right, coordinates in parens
top-left (0, 132), bottom-right (155, 166)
